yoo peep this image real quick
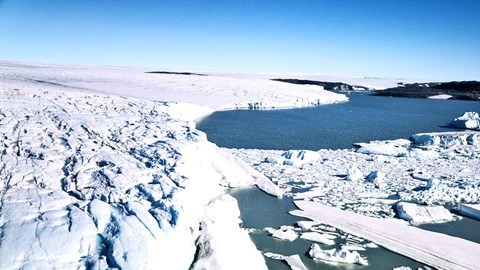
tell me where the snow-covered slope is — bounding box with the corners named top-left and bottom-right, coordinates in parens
top-left (0, 84), bottom-right (279, 269)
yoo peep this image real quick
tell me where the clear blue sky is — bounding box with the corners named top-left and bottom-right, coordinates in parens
top-left (1, 0), bottom-right (479, 80)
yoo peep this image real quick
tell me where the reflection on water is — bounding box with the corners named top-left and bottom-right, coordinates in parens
top-left (197, 93), bottom-right (480, 150)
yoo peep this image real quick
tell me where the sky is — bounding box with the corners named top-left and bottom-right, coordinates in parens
top-left (0, 0), bottom-right (479, 81)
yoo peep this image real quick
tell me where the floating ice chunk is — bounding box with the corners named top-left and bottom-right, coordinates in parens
top-left (285, 254), bottom-right (308, 270)
top-left (342, 244), bottom-right (366, 251)
top-left (451, 112), bottom-right (480, 130)
top-left (357, 143), bottom-right (408, 157)
top-left (410, 172), bottom-right (432, 182)
top-left (411, 131), bottom-right (480, 146)
top-left (309, 244), bottom-right (368, 266)
top-left (408, 148), bottom-right (440, 159)
top-left (426, 178), bottom-right (440, 189)
top-left (265, 227), bottom-right (298, 241)
top-left (365, 170), bottom-right (387, 189)
top-left (393, 267), bottom-right (413, 270)
top-left (296, 221), bottom-right (317, 230)
top-left (441, 151), bottom-right (456, 160)
top-left (264, 156), bottom-right (284, 164)
top-left (355, 139), bottom-right (410, 157)
top-left (365, 242), bottom-right (379, 248)
top-left (263, 252), bottom-right (286, 260)
top-left (293, 187), bottom-right (325, 199)
top-left (396, 202), bottom-right (454, 224)
top-left (300, 232), bottom-right (336, 245)
top-left (282, 150), bottom-right (320, 165)
top-left (410, 134), bottom-right (441, 146)
top-left (346, 166), bottom-right (363, 181)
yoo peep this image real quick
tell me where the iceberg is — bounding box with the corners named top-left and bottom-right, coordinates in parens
top-left (309, 243), bottom-right (368, 265)
top-left (285, 254), bottom-right (309, 270)
top-left (346, 166), bottom-right (363, 181)
top-left (396, 202), bottom-right (454, 224)
top-left (300, 232), bottom-right (336, 245)
top-left (265, 227), bottom-right (298, 241)
top-left (282, 150), bottom-right (320, 166)
top-left (451, 112), bottom-right (480, 130)
top-left (411, 131), bottom-right (480, 146)
top-left (365, 170), bottom-right (387, 189)
top-left (356, 139), bottom-right (410, 157)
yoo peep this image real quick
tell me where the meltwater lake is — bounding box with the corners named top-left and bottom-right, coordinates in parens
top-left (197, 92), bottom-right (480, 150)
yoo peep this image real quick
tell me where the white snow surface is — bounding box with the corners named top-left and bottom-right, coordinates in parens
top-left (284, 254), bottom-right (308, 270)
top-left (396, 202), bottom-right (454, 224)
top-left (428, 94), bottom-right (452, 99)
top-left (265, 226), bottom-right (298, 241)
top-left (411, 130), bottom-right (480, 146)
top-left (308, 243), bottom-right (368, 266)
top-left (190, 194), bottom-right (267, 270)
top-left (0, 82), bottom-right (279, 269)
top-left (0, 61), bottom-right (349, 116)
top-left (300, 232), bottom-right (336, 245)
top-left (451, 112), bottom-right (480, 130)
top-left (292, 200), bottom-right (480, 270)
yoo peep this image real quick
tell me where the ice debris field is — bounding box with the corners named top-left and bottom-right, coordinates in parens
top-left (1, 62), bottom-right (480, 270)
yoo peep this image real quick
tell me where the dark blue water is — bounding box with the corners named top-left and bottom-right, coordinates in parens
top-left (230, 187), bottom-right (428, 270)
top-left (197, 93), bottom-right (480, 150)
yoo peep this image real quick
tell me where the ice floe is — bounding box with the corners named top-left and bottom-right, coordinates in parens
top-left (355, 139), bottom-right (410, 157)
top-left (300, 232), bottom-right (336, 245)
top-left (231, 130), bottom-right (480, 217)
top-left (292, 200), bottom-right (480, 270)
top-left (451, 112), bottom-right (480, 130)
top-left (396, 202), bottom-right (454, 224)
top-left (265, 226), bottom-right (298, 241)
top-left (346, 165), bottom-right (364, 181)
top-left (411, 130), bottom-right (480, 147)
top-left (282, 150), bottom-right (320, 166)
top-left (284, 254), bottom-right (309, 270)
top-left (309, 243), bottom-right (368, 266)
